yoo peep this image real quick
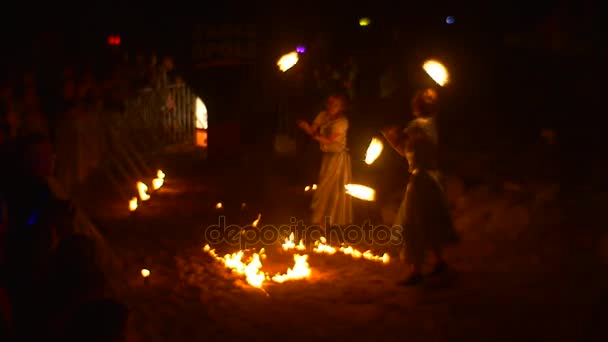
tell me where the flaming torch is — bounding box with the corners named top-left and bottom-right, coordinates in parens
top-left (423, 59), bottom-right (449, 87)
top-left (345, 184), bottom-right (376, 201)
top-left (277, 51), bottom-right (299, 72)
top-left (364, 137), bottom-right (384, 165)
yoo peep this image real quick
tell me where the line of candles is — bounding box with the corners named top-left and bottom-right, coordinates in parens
top-left (129, 170), bottom-right (166, 212)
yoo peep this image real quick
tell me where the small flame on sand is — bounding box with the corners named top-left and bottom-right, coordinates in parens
top-left (345, 184), bottom-right (376, 201)
top-left (218, 249), bottom-right (266, 288)
top-left (141, 269), bottom-right (150, 277)
top-left (311, 237), bottom-right (390, 264)
top-left (340, 246), bottom-right (390, 264)
top-left (304, 184), bottom-right (317, 192)
top-left (252, 213), bottom-right (262, 227)
top-left (271, 254), bottom-right (312, 283)
top-left (137, 182), bottom-right (151, 201)
top-left (365, 137), bottom-right (384, 165)
top-left (313, 237), bottom-right (337, 255)
top-left (203, 245), bottom-right (310, 288)
top-left (129, 197), bottom-right (138, 211)
top-left (152, 177), bottom-right (164, 190)
top-left (282, 232), bottom-right (306, 251)
top-left (423, 59), bottom-right (449, 86)
top-left (215, 202), bottom-right (223, 209)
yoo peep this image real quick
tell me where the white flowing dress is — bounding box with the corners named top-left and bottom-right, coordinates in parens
top-left (310, 112), bottom-right (353, 226)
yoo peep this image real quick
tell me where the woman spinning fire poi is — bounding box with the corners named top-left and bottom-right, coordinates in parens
top-left (382, 89), bottom-right (457, 286)
top-left (298, 94), bottom-right (353, 229)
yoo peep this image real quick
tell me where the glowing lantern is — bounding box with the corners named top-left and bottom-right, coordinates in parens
top-left (277, 51), bottom-right (299, 72)
top-left (423, 59), bottom-right (449, 86)
top-left (345, 184), bottom-right (376, 201)
top-left (195, 97), bottom-right (208, 130)
top-left (364, 137), bottom-right (384, 165)
top-left (107, 35), bottom-right (121, 46)
top-left (195, 97), bottom-right (208, 147)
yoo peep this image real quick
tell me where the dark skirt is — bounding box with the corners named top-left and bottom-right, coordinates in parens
top-left (394, 170), bottom-right (458, 264)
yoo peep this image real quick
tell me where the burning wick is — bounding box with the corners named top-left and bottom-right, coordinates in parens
top-left (136, 182), bottom-right (151, 201)
top-left (215, 202), bottom-right (223, 209)
top-left (129, 197), bottom-right (138, 212)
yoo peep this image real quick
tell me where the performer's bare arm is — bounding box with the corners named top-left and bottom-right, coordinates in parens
top-left (382, 126), bottom-right (408, 157)
top-left (297, 120), bottom-right (314, 135)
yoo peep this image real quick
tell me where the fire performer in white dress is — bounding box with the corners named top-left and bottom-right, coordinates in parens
top-left (383, 89), bottom-right (457, 286)
top-left (298, 95), bottom-right (353, 229)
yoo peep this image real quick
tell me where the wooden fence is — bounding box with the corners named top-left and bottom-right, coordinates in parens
top-left (53, 84), bottom-right (196, 198)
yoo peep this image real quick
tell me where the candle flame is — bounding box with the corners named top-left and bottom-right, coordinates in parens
top-left (137, 182), bottom-right (151, 201)
top-left (215, 202), bottom-right (223, 209)
top-left (129, 197), bottom-right (138, 211)
top-left (141, 269), bottom-right (150, 277)
top-left (365, 137), bottom-right (384, 165)
top-left (157, 170), bottom-right (165, 179)
top-left (152, 177), bottom-right (164, 190)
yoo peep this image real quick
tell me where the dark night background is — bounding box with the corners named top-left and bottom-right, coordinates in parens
top-left (1, 1), bottom-right (608, 340)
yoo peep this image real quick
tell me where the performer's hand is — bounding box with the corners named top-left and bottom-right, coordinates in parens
top-left (381, 126), bottom-right (399, 140)
top-left (297, 120), bottom-right (312, 134)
